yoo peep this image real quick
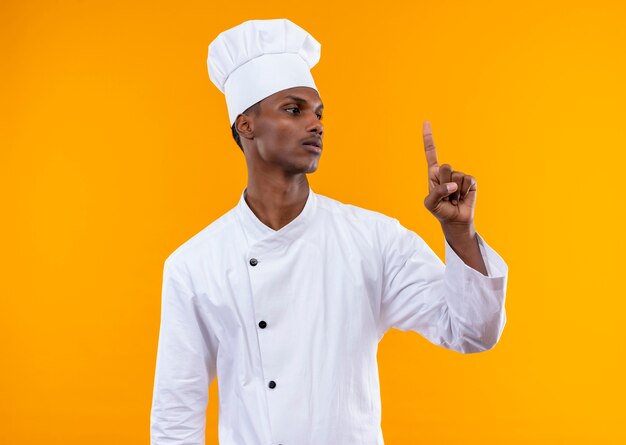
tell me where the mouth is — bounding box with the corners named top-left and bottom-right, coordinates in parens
top-left (302, 138), bottom-right (322, 154)
top-left (302, 143), bottom-right (322, 154)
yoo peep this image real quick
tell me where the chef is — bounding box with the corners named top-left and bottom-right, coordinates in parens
top-left (150, 18), bottom-right (509, 445)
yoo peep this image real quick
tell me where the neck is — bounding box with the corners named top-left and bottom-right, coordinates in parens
top-left (244, 173), bottom-right (310, 231)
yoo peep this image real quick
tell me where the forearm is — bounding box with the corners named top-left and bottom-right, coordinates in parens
top-left (441, 222), bottom-right (488, 276)
top-left (441, 226), bottom-right (509, 353)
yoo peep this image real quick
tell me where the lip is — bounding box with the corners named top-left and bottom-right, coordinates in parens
top-left (302, 143), bottom-right (322, 154)
top-left (302, 137), bottom-right (322, 154)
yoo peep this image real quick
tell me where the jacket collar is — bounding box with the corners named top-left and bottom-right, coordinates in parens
top-left (235, 185), bottom-right (318, 250)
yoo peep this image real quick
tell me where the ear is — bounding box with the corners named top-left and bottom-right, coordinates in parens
top-left (235, 113), bottom-right (255, 141)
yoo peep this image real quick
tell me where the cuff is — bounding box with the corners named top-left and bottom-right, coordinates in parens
top-left (444, 232), bottom-right (508, 292)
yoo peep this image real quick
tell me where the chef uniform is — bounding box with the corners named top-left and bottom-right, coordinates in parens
top-left (150, 18), bottom-right (509, 445)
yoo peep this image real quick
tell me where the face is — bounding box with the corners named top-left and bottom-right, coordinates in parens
top-left (238, 86), bottom-right (324, 174)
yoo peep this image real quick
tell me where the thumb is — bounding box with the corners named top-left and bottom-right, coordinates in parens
top-left (424, 182), bottom-right (457, 210)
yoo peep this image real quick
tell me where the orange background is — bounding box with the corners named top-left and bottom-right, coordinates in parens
top-left (2, 0), bottom-right (625, 443)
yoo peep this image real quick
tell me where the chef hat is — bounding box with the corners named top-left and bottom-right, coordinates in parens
top-left (207, 18), bottom-right (321, 126)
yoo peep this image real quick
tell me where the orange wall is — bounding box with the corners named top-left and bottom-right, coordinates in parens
top-left (2, 1), bottom-right (625, 443)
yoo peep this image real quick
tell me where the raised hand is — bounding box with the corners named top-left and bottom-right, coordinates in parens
top-left (422, 121), bottom-right (477, 227)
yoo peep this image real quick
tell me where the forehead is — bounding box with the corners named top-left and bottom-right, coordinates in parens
top-left (266, 86), bottom-right (322, 105)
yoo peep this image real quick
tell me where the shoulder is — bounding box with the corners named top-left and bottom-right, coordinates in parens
top-left (313, 192), bottom-right (409, 252)
top-left (315, 192), bottom-right (399, 228)
top-left (315, 193), bottom-right (426, 255)
top-left (163, 207), bottom-right (239, 272)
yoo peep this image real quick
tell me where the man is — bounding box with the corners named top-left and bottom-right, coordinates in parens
top-left (150, 18), bottom-right (508, 445)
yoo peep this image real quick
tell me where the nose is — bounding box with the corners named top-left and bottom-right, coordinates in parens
top-left (306, 111), bottom-right (323, 136)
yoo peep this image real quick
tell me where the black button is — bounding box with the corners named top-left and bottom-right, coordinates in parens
top-left (258, 320), bottom-right (267, 329)
top-left (249, 258), bottom-right (258, 266)
top-left (268, 380), bottom-right (276, 389)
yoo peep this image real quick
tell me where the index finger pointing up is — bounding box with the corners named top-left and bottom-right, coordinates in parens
top-left (423, 121), bottom-right (439, 168)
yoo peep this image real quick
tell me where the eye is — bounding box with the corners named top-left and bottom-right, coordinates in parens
top-left (285, 106), bottom-right (322, 120)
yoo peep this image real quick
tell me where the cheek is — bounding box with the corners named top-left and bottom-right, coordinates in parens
top-left (260, 120), bottom-right (295, 147)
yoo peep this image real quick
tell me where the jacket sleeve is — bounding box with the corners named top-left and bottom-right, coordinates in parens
top-left (150, 257), bottom-right (219, 444)
top-left (378, 218), bottom-right (508, 353)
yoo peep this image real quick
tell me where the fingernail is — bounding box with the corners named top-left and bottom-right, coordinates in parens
top-left (446, 183), bottom-right (457, 192)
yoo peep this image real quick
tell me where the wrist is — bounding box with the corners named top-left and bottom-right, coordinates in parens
top-left (441, 222), bottom-right (478, 253)
top-left (441, 221), bottom-right (476, 238)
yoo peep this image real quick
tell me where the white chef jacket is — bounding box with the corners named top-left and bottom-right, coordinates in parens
top-left (150, 186), bottom-right (508, 445)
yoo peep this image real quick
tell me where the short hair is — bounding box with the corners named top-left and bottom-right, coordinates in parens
top-left (231, 101), bottom-right (261, 152)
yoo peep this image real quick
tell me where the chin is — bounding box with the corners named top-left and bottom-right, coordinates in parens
top-left (286, 158), bottom-right (319, 174)
top-left (304, 162), bottom-right (319, 174)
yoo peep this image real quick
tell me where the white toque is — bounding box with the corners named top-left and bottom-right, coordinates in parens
top-left (207, 18), bottom-right (321, 126)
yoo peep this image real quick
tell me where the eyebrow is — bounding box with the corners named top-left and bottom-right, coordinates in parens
top-left (283, 95), bottom-right (324, 112)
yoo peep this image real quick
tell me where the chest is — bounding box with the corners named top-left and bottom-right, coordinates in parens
top-left (197, 229), bottom-right (384, 350)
